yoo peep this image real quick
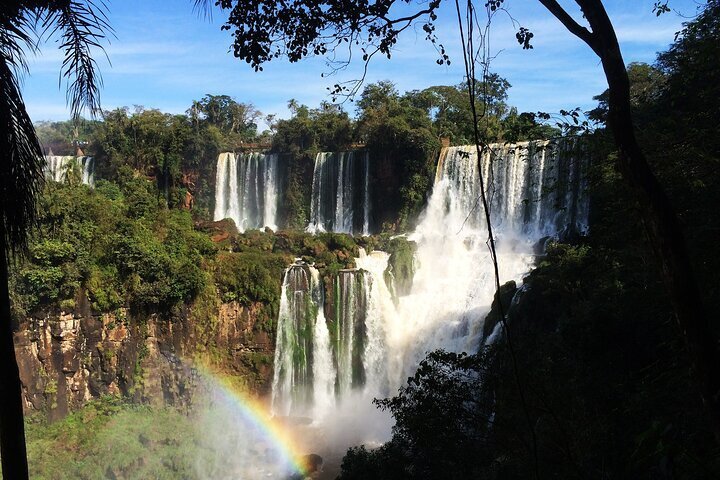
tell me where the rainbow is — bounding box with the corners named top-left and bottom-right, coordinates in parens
top-left (193, 363), bottom-right (311, 478)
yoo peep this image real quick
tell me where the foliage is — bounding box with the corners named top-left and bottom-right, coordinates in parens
top-left (89, 95), bottom-right (262, 214)
top-left (9, 173), bottom-right (378, 318)
top-left (271, 100), bottom-right (353, 155)
top-left (404, 75), bottom-right (518, 144)
top-left (94, 107), bottom-right (210, 207)
top-left (190, 94), bottom-right (260, 145)
top-left (338, 350), bottom-right (493, 479)
top-left (354, 81), bottom-right (440, 230)
top-left (477, 236), bottom-right (719, 477)
top-left (23, 397), bottom-right (199, 480)
top-left (215, 250), bottom-right (287, 305)
top-left (207, 0), bottom-right (448, 97)
top-left (501, 109), bottom-right (560, 142)
top-left (10, 179), bottom-right (214, 315)
top-left (588, 0), bottom-right (720, 311)
top-left (35, 119), bottom-right (101, 155)
top-left (2, 3), bottom-right (114, 475)
top-left (383, 236), bottom-right (416, 298)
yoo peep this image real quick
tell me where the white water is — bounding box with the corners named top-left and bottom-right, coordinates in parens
top-left (310, 268), bottom-right (335, 421)
top-left (270, 139), bottom-right (589, 463)
top-left (213, 152), bottom-right (280, 232)
top-left (271, 262), bottom-right (324, 418)
top-left (354, 250), bottom-right (394, 397)
top-left (307, 151), bottom-right (371, 235)
top-left (44, 155), bottom-right (95, 186)
top-left (333, 270), bottom-right (362, 396)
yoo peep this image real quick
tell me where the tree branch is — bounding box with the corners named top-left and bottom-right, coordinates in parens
top-left (537, 0), bottom-right (599, 55)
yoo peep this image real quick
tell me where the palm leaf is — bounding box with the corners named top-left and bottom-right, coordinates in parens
top-left (0, 53), bottom-right (43, 256)
top-left (42, 0), bottom-right (113, 119)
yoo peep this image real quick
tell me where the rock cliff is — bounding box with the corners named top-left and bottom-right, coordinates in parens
top-left (14, 294), bottom-right (275, 420)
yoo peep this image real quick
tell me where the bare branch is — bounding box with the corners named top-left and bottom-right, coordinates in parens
top-left (538, 0), bottom-right (599, 55)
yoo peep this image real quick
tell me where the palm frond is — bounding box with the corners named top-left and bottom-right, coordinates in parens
top-left (193, 0), bottom-right (214, 20)
top-left (43, 0), bottom-right (113, 119)
top-left (0, 15), bottom-right (37, 75)
top-left (0, 54), bottom-right (44, 256)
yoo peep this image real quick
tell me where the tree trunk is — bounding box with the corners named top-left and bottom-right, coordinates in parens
top-left (541, 0), bottom-right (720, 442)
top-left (0, 233), bottom-right (29, 479)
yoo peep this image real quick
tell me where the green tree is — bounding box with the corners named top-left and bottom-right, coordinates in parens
top-left (95, 107), bottom-right (200, 205)
top-left (35, 118), bottom-right (100, 155)
top-left (272, 99), bottom-right (352, 153)
top-left (1, 2), bottom-right (109, 477)
top-left (537, 0), bottom-right (720, 443)
top-left (355, 81), bottom-right (439, 230)
top-left (194, 94), bottom-right (260, 145)
top-left (404, 75), bottom-right (511, 143)
top-left (338, 350), bottom-right (493, 479)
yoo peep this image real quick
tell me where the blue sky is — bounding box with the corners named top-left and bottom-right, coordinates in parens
top-left (21, 0), bottom-right (702, 129)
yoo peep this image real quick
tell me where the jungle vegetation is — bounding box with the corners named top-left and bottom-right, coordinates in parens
top-left (3, 0), bottom-right (719, 478)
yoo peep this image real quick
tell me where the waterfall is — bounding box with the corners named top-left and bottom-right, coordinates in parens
top-left (271, 262), bottom-right (330, 418)
top-left (396, 139), bottom-right (588, 378)
top-left (213, 152), bottom-right (280, 232)
top-left (434, 140), bottom-right (589, 239)
top-left (307, 151), bottom-right (371, 235)
top-left (332, 270), bottom-right (367, 395)
top-left (78, 156), bottom-right (95, 186)
top-left (45, 155), bottom-right (71, 182)
top-left (354, 249), bottom-right (394, 396)
top-left (270, 252), bottom-right (394, 417)
top-left (44, 155), bottom-right (95, 186)
top-left (310, 268), bottom-right (335, 420)
top-left (269, 138), bottom-right (589, 458)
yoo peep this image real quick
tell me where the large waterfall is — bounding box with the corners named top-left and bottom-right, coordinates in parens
top-left (44, 155), bottom-right (95, 186)
top-left (270, 139), bottom-right (589, 461)
top-left (394, 140), bottom-right (588, 379)
top-left (307, 151), bottom-right (371, 235)
top-left (214, 152), bottom-right (280, 232)
top-left (434, 140), bottom-right (589, 238)
top-left (271, 256), bottom-right (389, 419)
top-left (271, 262), bottom-right (334, 419)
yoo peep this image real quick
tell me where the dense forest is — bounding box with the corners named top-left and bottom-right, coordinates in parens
top-left (4, 1), bottom-right (719, 478)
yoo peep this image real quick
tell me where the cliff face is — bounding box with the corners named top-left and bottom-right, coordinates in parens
top-left (13, 296), bottom-right (275, 421)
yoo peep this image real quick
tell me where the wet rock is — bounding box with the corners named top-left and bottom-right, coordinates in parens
top-left (14, 297), bottom-right (276, 419)
top-left (482, 280), bottom-right (518, 342)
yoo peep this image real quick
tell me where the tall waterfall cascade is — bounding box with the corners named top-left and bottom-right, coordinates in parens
top-left (271, 253), bottom-right (390, 418)
top-left (398, 139), bottom-right (589, 380)
top-left (307, 151), bottom-right (371, 235)
top-left (270, 139), bottom-right (590, 455)
top-left (214, 152), bottom-right (280, 232)
top-left (44, 155), bottom-right (95, 186)
top-left (271, 261), bottom-right (334, 419)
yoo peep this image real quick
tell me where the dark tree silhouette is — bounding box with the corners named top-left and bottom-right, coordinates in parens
top-left (200, 0), bottom-right (720, 443)
top-left (537, 0), bottom-right (720, 444)
top-left (0, 2), bottom-right (109, 478)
